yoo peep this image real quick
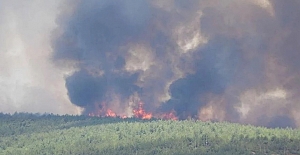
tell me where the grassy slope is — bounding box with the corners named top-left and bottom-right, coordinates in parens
top-left (0, 113), bottom-right (299, 155)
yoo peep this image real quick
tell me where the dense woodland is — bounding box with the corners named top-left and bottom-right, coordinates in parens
top-left (0, 113), bottom-right (300, 155)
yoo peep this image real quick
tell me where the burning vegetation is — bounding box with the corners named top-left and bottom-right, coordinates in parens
top-left (88, 101), bottom-right (177, 120)
top-left (52, 0), bottom-right (300, 128)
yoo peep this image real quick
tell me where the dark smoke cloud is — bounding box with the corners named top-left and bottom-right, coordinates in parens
top-left (65, 70), bottom-right (139, 108)
top-left (164, 36), bottom-right (241, 119)
top-left (52, 0), bottom-right (300, 128)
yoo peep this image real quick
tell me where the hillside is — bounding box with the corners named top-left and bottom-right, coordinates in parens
top-left (0, 113), bottom-right (299, 155)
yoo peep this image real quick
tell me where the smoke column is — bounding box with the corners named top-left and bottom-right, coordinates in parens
top-left (0, 0), bottom-right (80, 114)
top-left (2, 0), bottom-right (299, 128)
top-left (51, 0), bottom-right (300, 128)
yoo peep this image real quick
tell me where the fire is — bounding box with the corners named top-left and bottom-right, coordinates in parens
top-left (105, 109), bottom-right (117, 117)
top-left (120, 115), bottom-right (128, 119)
top-left (88, 101), bottom-right (179, 120)
top-left (87, 102), bottom-right (118, 118)
top-left (88, 108), bottom-right (120, 118)
top-left (133, 102), bottom-right (152, 119)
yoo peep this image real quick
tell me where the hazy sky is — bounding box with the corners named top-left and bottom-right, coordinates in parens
top-left (0, 0), bottom-right (81, 114)
top-left (1, 0), bottom-right (300, 128)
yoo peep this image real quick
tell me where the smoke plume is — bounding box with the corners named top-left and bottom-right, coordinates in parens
top-left (5, 0), bottom-right (295, 128)
top-left (0, 0), bottom-right (297, 128)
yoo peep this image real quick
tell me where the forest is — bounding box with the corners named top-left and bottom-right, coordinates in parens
top-left (0, 113), bottom-right (300, 155)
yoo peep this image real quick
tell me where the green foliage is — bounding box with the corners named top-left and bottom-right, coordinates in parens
top-left (0, 113), bottom-right (299, 155)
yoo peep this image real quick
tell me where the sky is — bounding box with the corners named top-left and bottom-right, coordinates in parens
top-left (1, 0), bottom-right (300, 128)
top-left (0, 0), bottom-right (81, 114)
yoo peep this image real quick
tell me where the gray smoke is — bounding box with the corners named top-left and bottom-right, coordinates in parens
top-left (52, 0), bottom-right (300, 128)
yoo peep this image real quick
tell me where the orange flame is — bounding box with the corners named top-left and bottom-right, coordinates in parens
top-left (88, 102), bottom-right (114, 117)
top-left (88, 102), bottom-right (180, 120)
top-left (105, 109), bottom-right (117, 117)
top-left (133, 102), bottom-right (152, 119)
top-left (120, 115), bottom-right (128, 119)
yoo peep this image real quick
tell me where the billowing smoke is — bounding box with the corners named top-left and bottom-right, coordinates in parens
top-left (52, 0), bottom-right (300, 128)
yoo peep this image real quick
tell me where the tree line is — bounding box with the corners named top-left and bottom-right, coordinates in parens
top-left (0, 112), bottom-right (299, 155)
